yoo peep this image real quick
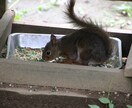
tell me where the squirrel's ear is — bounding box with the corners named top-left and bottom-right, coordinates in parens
top-left (50, 34), bottom-right (57, 46)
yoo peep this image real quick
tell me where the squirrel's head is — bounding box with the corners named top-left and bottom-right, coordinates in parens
top-left (42, 34), bottom-right (60, 61)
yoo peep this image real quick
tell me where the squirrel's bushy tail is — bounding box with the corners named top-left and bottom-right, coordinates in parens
top-left (65, 0), bottom-right (97, 28)
top-left (65, 0), bottom-right (112, 58)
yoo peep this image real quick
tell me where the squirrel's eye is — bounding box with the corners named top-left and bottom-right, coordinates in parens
top-left (46, 50), bottom-right (51, 56)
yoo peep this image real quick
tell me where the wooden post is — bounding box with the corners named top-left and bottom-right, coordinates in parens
top-left (124, 45), bottom-right (132, 77)
top-left (0, 10), bottom-right (15, 52)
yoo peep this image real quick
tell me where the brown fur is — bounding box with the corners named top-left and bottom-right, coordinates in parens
top-left (42, 0), bottom-right (112, 65)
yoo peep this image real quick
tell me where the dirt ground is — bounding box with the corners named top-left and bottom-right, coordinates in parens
top-left (7, 0), bottom-right (132, 30)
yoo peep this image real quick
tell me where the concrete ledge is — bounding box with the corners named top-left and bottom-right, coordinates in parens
top-left (0, 59), bottom-right (131, 93)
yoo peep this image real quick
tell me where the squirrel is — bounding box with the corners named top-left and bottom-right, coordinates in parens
top-left (42, 0), bottom-right (113, 65)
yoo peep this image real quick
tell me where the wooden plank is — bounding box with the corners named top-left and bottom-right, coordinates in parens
top-left (0, 58), bottom-right (131, 92)
top-left (0, 0), bottom-right (6, 18)
top-left (12, 23), bottom-right (75, 35)
top-left (0, 10), bottom-right (15, 52)
top-left (12, 22), bottom-right (132, 35)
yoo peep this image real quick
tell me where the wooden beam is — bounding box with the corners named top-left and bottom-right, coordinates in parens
top-left (0, 10), bottom-right (15, 52)
top-left (125, 45), bottom-right (132, 77)
top-left (0, 58), bottom-right (131, 92)
top-left (12, 23), bottom-right (75, 35)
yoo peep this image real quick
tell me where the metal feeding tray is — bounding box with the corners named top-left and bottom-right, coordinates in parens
top-left (6, 33), bottom-right (122, 68)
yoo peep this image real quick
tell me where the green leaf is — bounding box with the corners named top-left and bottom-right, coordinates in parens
top-left (127, 105), bottom-right (132, 108)
top-left (14, 13), bottom-right (21, 21)
top-left (109, 103), bottom-right (114, 108)
top-left (98, 97), bottom-right (110, 104)
top-left (88, 105), bottom-right (100, 108)
top-left (22, 10), bottom-right (27, 14)
top-left (38, 6), bottom-right (43, 11)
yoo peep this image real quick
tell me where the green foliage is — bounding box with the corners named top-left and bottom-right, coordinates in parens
top-left (37, 4), bottom-right (53, 11)
top-left (127, 105), bottom-right (132, 108)
top-left (14, 13), bottom-right (21, 21)
top-left (22, 10), bottom-right (27, 14)
top-left (88, 97), bottom-right (114, 108)
top-left (88, 97), bottom-right (132, 108)
top-left (14, 9), bottom-right (28, 21)
top-left (88, 105), bottom-right (100, 108)
top-left (9, 0), bottom-right (59, 21)
top-left (38, 6), bottom-right (43, 11)
top-left (99, 97), bottom-right (114, 108)
top-left (49, 0), bottom-right (63, 6)
top-left (98, 97), bottom-right (110, 104)
top-left (109, 103), bottom-right (114, 108)
top-left (114, 3), bottom-right (132, 18)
